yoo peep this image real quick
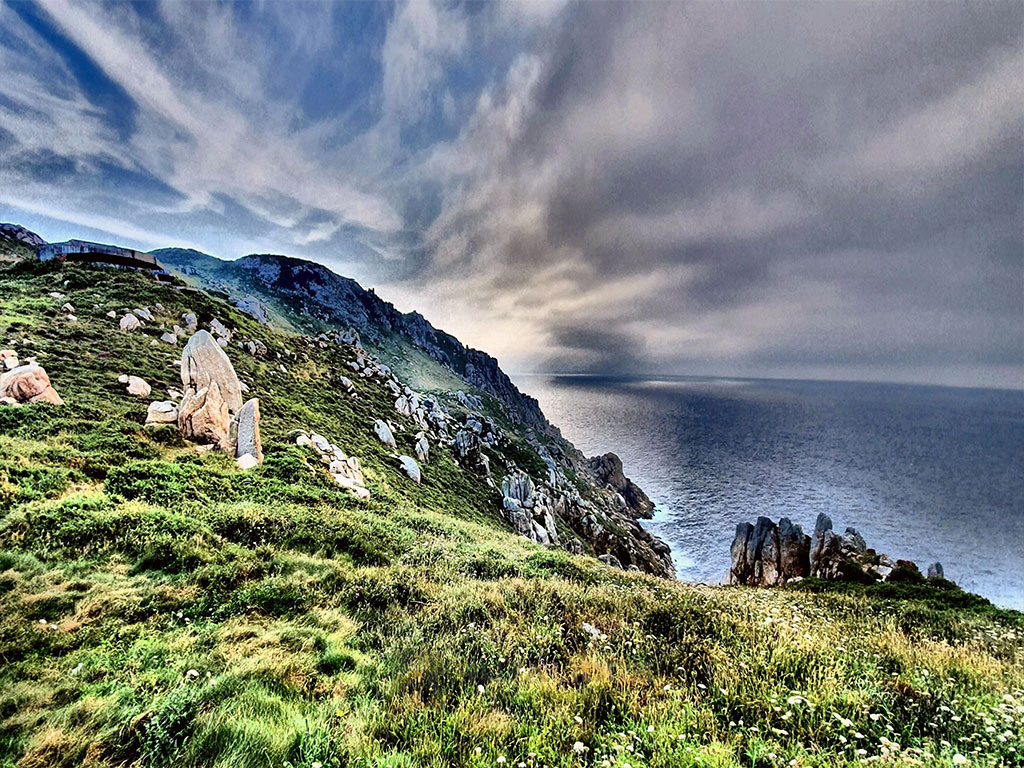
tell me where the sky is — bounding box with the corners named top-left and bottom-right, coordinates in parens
top-left (1, 0), bottom-right (1021, 388)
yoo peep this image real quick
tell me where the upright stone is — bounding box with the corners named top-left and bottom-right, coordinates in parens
top-left (235, 398), bottom-right (263, 464)
top-left (178, 330), bottom-right (243, 452)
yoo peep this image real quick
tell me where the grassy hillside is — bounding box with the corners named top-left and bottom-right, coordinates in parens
top-left (0, 262), bottom-right (1021, 768)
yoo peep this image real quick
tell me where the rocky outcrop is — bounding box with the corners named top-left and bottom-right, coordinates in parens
top-left (414, 432), bottom-right (429, 463)
top-left (177, 330), bottom-right (260, 465)
top-left (453, 429), bottom-right (489, 477)
top-left (731, 512), bottom-right (949, 587)
top-left (0, 364), bottom-right (63, 405)
top-left (729, 516), bottom-right (810, 586)
top-left (587, 453), bottom-right (654, 518)
top-left (500, 471), bottom-right (560, 545)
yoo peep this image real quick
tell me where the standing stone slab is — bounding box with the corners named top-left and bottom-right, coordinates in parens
top-left (235, 398), bottom-right (263, 464)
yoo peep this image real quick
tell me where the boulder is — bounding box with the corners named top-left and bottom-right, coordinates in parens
top-left (234, 398), bottom-right (262, 464)
top-left (373, 419), bottom-right (396, 448)
top-left (182, 312), bottom-right (198, 332)
top-left (927, 562), bottom-right (945, 581)
top-left (598, 553), bottom-right (624, 570)
top-left (236, 453), bottom-right (259, 470)
top-left (414, 432), bottom-right (429, 463)
top-left (730, 517), bottom-right (811, 586)
top-left (0, 350), bottom-right (19, 371)
top-left (178, 331), bottom-right (243, 451)
top-left (119, 313), bottom-right (142, 331)
top-left (125, 376), bottom-right (152, 398)
top-left (0, 364), bottom-right (63, 405)
top-left (398, 455), bottom-right (421, 483)
top-left (132, 307), bottom-right (153, 321)
top-left (160, 332), bottom-right (177, 345)
top-left (146, 400), bottom-right (179, 424)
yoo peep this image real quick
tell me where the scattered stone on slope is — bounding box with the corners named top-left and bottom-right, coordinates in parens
top-left (294, 430), bottom-right (369, 498)
top-left (0, 364), bottom-right (64, 405)
top-left (146, 400), bottom-right (179, 425)
top-left (414, 432), bottom-right (429, 463)
top-left (0, 350), bottom-right (19, 371)
top-left (373, 419), bottom-right (396, 448)
top-left (121, 375), bottom-right (152, 398)
top-left (182, 312), bottom-right (198, 332)
top-left (160, 332), bottom-right (177, 345)
top-left (398, 455), bottom-right (421, 483)
top-left (119, 313), bottom-right (142, 331)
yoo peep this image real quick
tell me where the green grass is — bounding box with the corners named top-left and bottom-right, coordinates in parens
top-left (0, 262), bottom-right (1021, 768)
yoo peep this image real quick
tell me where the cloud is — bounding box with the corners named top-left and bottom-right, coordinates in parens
top-left (0, 0), bottom-right (1020, 388)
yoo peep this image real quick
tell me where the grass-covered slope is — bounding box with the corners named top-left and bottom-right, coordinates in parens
top-left (0, 262), bottom-right (1022, 768)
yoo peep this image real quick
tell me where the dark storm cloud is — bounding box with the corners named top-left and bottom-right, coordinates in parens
top-left (421, 0), bottom-right (1023, 386)
top-left (1, 0), bottom-right (1020, 386)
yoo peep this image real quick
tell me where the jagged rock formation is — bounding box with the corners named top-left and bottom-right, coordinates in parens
top-left (176, 330), bottom-right (261, 466)
top-left (729, 517), bottom-right (810, 586)
top-left (453, 429), bottom-right (489, 477)
top-left (0, 364), bottom-right (63, 406)
top-left (500, 472), bottom-right (560, 545)
top-left (731, 512), bottom-right (949, 587)
top-left (587, 453), bottom-right (654, 518)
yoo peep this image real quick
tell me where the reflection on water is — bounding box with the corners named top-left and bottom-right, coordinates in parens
top-left (514, 374), bottom-right (1024, 610)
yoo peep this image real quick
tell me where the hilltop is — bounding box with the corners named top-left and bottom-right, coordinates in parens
top-left (0, 233), bottom-right (1021, 768)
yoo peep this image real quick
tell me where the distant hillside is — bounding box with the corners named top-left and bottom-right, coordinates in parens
top-left (153, 248), bottom-right (552, 433)
top-left (0, 223), bottom-right (45, 264)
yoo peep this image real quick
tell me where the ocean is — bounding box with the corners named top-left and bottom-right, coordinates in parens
top-left (513, 375), bottom-right (1024, 610)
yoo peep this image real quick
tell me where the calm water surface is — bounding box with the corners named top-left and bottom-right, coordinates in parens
top-left (514, 375), bottom-right (1024, 610)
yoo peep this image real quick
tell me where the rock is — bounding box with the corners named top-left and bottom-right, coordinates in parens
top-left (119, 313), bottom-right (142, 331)
top-left (0, 350), bottom-right (19, 371)
top-left (927, 562), bottom-right (945, 581)
top-left (0, 364), bottom-right (63, 405)
top-left (133, 307), bottom-right (153, 321)
top-left (178, 330), bottom-right (243, 451)
top-left (210, 318), bottom-right (231, 339)
top-left (414, 432), bottom-right (429, 463)
top-left (236, 453), bottom-right (259, 470)
top-left (502, 472), bottom-right (535, 506)
top-left (598, 553), bottom-right (623, 570)
top-left (60, 302), bottom-right (74, 314)
top-left (373, 419), bottom-right (396, 448)
top-left (730, 516), bottom-right (811, 586)
top-left (125, 376), bottom-right (151, 397)
top-left (146, 400), bottom-right (179, 424)
top-left (234, 398), bottom-right (262, 464)
top-left (160, 332), bottom-right (177, 345)
top-left (453, 429), bottom-right (489, 477)
top-left (587, 453), bottom-right (654, 518)
top-left (182, 312), bottom-right (198, 332)
top-left (395, 395), bottom-right (413, 417)
top-left (48, 292), bottom-right (64, 299)
top-left (398, 455), bottom-right (421, 483)
top-left (105, 310), bottom-right (116, 319)
top-left (66, 315), bottom-right (77, 322)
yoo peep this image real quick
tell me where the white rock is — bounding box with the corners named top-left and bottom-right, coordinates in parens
top-left (373, 419), bottom-right (396, 448)
top-left (133, 307), bottom-right (153, 321)
top-left (160, 332), bottom-right (177, 345)
top-left (119, 314), bottom-right (142, 331)
top-left (236, 453), bottom-right (259, 470)
top-left (105, 310), bottom-right (116, 318)
top-left (146, 400), bottom-right (179, 424)
top-left (398, 456), bottom-right (421, 484)
top-left (126, 376), bottom-right (152, 397)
